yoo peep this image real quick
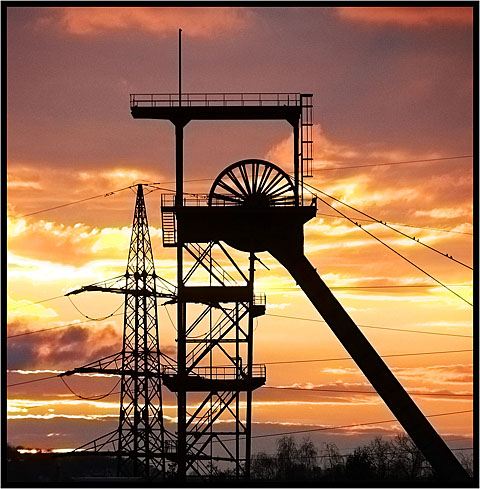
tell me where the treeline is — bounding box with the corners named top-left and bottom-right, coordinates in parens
top-left (6, 435), bottom-right (473, 484)
top-left (251, 434), bottom-right (474, 482)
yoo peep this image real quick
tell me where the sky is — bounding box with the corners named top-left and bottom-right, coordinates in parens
top-left (5, 5), bottom-right (475, 462)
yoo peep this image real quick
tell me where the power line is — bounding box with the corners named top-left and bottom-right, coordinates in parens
top-left (305, 182), bottom-right (473, 271)
top-left (265, 313), bottom-right (473, 338)
top-left (12, 185), bottom-right (135, 220)
top-left (317, 213), bottom-right (473, 236)
top-left (7, 374), bottom-right (59, 388)
top-left (262, 386), bottom-right (473, 398)
top-left (7, 295), bottom-right (66, 312)
top-left (313, 155), bottom-right (473, 172)
top-left (6, 347), bottom-right (472, 384)
top-left (67, 296), bottom-right (124, 321)
top-left (310, 196), bottom-right (473, 306)
top-left (246, 409), bottom-right (474, 441)
top-left (8, 347), bottom-right (472, 390)
top-left (60, 376), bottom-right (121, 401)
top-left (268, 284), bottom-right (472, 290)
top-left (7, 314), bottom-right (124, 339)
top-left (261, 348), bottom-right (473, 366)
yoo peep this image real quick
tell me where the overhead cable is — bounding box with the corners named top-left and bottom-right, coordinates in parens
top-left (314, 155), bottom-right (473, 172)
top-left (7, 295), bottom-right (66, 312)
top-left (304, 182), bottom-right (473, 271)
top-left (7, 313), bottom-right (124, 339)
top-left (310, 196), bottom-right (473, 306)
top-left (317, 212), bottom-right (473, 236)
top-left (60, 376), bottom-right (121, 401)
top-left (67, 296), bottom-right (125, 321)
top-left (261, 348), bottom-right (473, 366)
top-left (12, 185), bottom-right (135, 219)
top-left (262, 386), bottom-right (473, 398)
top-left (265, 313), bottom-right (473, 338)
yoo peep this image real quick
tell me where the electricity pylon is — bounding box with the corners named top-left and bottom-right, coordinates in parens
top-left (61, 184), bottom-right (176, 480)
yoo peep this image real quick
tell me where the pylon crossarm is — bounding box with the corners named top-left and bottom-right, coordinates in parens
top-left (67, 285), bottom-right (175, 299)
top-left (65, 274), bottom-right (176, 298)
top-left (60, 367), bottom-right (161, 377)
top-left (65, 275), bottom-right (126, 296)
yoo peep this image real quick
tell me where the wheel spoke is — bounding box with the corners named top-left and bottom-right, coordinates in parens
top-left (262, 172), bottom-right (286, 196)
top-left (226, 170), bottom-right (248, 197)
top-left (238, 163), bottom-right (252, 196)
top-left (217, 180), bottom-right (247, 200)
top-left (252, 162), bottom-right (260, 194)
top-left (257, 165), bottom-right (273, 194)
top-left (210, 192), bottom-right (241, 204)
top-left (210, 159), bottom-right (295, 208)
top-left (269, 195), bottom-right (296, 205)
top-left (266, 182), bottom-right (293, 199)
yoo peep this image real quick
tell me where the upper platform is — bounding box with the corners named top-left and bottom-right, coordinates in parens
top-left (130, 92), bottom-right (308, 123)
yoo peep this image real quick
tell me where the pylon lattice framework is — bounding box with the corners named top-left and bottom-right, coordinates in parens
top-left (60, 184), bottom-right (173, 480)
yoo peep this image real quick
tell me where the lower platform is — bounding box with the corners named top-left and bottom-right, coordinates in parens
top-left (161, 365), bottom-right (266, 392)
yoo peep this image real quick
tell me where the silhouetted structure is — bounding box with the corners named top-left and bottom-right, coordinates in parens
top-left (131, 93), bottom-right (314, 480)
top-left (130, 91), bottom-right (469, 482)
top-left (60, 184), bottom-right (175, 480)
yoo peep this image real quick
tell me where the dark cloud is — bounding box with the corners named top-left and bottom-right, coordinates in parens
top-left (7, 321), bottom-right (121, 370)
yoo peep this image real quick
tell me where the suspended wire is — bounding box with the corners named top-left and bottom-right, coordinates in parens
top-left (7, 295), bottom-right (66, 312)
top-left (304, 182), bottom-right (473, 271)
top-left (67, 296), bottom-right (125, 321)
top-left (163, 304), bottom-right (177, 331)
top-left (12, 185), bottom-right (135, 220)
top-left (250, 409), bottom-right (474, 440)
top-left (265, 313), bottom-right (473, 338)
top-left (7, 374), bottom-right (60, 388)
top-left (313, 155), bottom-right (473, 172)
top-left (7, 313), bottom-right (124, 339)
top-left (7, 346), bottom-right (472, 390)
top-left (60, 376), bottom-right (121, 401)
top-left (309, 196), bottom-right (473, 306)
top-left (261, 348), bottom-right (473, 366)
top-left (7, 347), bottom-right (472, 390)
top-left (210, 410), bottom-right (473, 444)
top-left (317, 213), bottom-right (473, 236)
top-left (267, 284), bottom-right (472, 290)
top-left (261, 386), bottom-right (473, 398)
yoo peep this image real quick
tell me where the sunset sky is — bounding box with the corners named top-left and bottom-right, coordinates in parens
top-left (5, 6), bottom-right (475, 459)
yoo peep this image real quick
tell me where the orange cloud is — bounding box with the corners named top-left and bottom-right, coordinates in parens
top-left (49, 7), bottom-right (253, 37)
top-left (337, 7), bottom-right (473, 27)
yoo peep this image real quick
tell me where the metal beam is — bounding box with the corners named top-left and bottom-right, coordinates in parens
top-left (269, 249), bottom-right (470, 482)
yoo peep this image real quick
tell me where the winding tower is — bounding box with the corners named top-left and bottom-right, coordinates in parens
top-left (131, 92), bottom-right (313, 479)
top-left (130, 91), bottom-right (469, 483)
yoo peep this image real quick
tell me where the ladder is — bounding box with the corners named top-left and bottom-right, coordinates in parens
top-left (300, 94), bottom-right (314, 183)
top-left (161, 210), bottom-right (177, 247)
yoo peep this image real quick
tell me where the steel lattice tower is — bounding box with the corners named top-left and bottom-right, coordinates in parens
top-left (117, 183), bottom-right (165, 477)
top-left (61, 184), bottom-right (174, 480)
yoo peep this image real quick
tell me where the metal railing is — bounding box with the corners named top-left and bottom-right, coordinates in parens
top-left (160, 193), bottom-right (315, 208)
top-left (254, 293), bottom-right (266, 306)
top-left (162, 364), bottom-right (266, 380)
top-left (130, 92), bottom-right (302, 108)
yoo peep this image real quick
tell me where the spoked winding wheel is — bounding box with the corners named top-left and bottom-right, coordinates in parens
top-left (209, 159), bottom-right (297, 208)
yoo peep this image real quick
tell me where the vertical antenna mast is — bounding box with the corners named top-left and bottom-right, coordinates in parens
top-left (179, 28), bottom-right (182, 107)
